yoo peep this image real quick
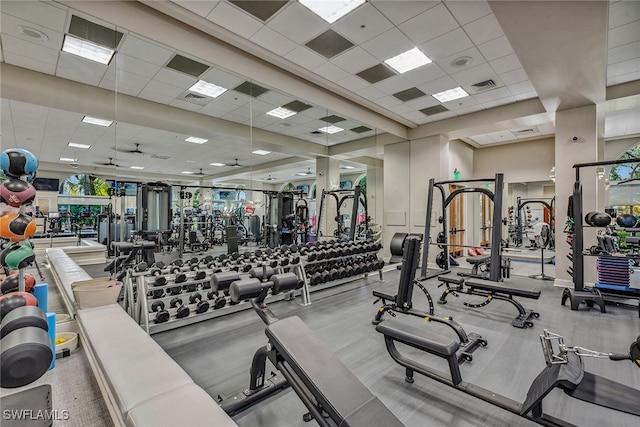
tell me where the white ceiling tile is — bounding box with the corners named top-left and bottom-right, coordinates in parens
top-left (119, 35), bottom-right (175, 66)
top-left (537, 122), bottom-right (556, 134)
top-left (477, 36), bottom-right (514, 61)
top-left (284, 46), bottom-right (326, 70)
top-left (463, 13), bottom-right (504, 45)
top-left (436, 46), bottom-right (485, 74)
top-left (444, 0), bottom-right (493, 26)
top-left (313, 62), bottom-right (350, 82)
top-left (399, 3), bottom-right (458, 45)
top-left (0, 1), bottom-right (67, 32)
top-left (206, 1), bottom-right (262, 39)
top-left (471, 87), bottom-right (513, 103)
top-left (268, 2), bottom-right (328, 43)
top-left (331, 46), bottom-right (379, 74)
top-left (141, 80), bottom-right (186, 98)
top-left (57, 52), bottom-right (108, 83)
top-left (336, 75), bottom-right (371, 92)
top-left (56, 65), bottom-right (104, 86)
top-left (257, 91), bottom-right (295, 107)
top-left (507, 81), bottom-right (535, 96)
top-left (111, 70), bottom-right (151, 91)
top-left (3, 52), bottom-right (56, 75)
top-left (373, 95), bottom-right (401, 109)
top-left (373, 74), bottom-right (413, 95)
top-left (608, 70), bottom-right (640, 85)
top-left (499, 68), bottom-right (528, 85)
top-left (489, 53), bottom-right (522, 75)
top-left (199, 67), bottom-right (245, 89)
top-left (455, 104), bottom-right (485, 116)
top-left (1, 13), bottom-right (65, 50)
top-left (218, 90), bottom-right (252, 106)
top-left (402, 110), bottom-right (427, 124)
top-left (608, 41), bottom-right (640, 64)
top-left (418, 75), bottom-right (459, 95)
top-left (112, 54), bottom-right (162, 78)
top-left (361, 27), bottom-right (414, 61)
top-left (357, 85), bottom-right (388, 101)
top-left (609, 1), bottom-right (640, 29)
top-left (249, 26), bottom-right (297, 56)
top-left (403, 62), bottom-right (447, 86)
top-left (169, 99), bottom-right (203, 112)
top-left (487, 130), bottom-right (515, 142)
top-left (370, 0), bottom-right (439, 25)
top-left (420, 28), bottom-right (474, 61)
top-left (513, 91), bottom-right (537, 101)
top-left (443, 95), bottom-right (479, 110)
top-left (99, 80), bottom-right (142, 97)
top-left (470, 134), bottom-right (494, 145)
top-left (608, 57), bottom-right (640, 77)
top-left (154, 67), bottom-right (198, 89)
top-left (450, 62), bottom-right (495, 86)
top-left (388, 103), bottom-right (414, 115)
top-left (1, 34), bottom-right (59, 64)
top-left (170, 0), bottom-right (219, 18)
top-left (138, 89), bottom-right (175, 105)
top-left (608, 20), bottom-right (640, 48)
top-left (404, 95), bottom-right (439, 110)
top-left (332, 3), bottom-right (394, 45)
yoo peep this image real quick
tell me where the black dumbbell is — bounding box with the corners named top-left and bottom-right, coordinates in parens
top-left (175, 272), bottom-right (187, 283)
top-left (307, 252), bottom-right (317, 262)
top-left (310, 271), bottom-right (322, 285)
top-left (151, 301), bottom-right (170, 323)
top-left (151, 287), bottom-right (165, 299)
top-left (170, 298), bottom-right (190, 318)
top-left (152, 261), bottom-right (166, 270)
top-left (172, 259), bottom-right (184, 267)
top-left (337, 266), bottom-right (346, 279)
top-left (189, 293), bottom-right (210, 314)
top-left (149, 268), bottom-right (167, 286)
top-left (189, 264), bottom-right (207, 280)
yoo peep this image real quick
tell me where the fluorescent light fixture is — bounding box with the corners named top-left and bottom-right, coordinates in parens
top-left (209, 162), bottom-right (225, 166)
top-left (62, 34), bottom-right (114, 65)
top-left (384, 47), bottom-right (432, 74)
top-left (266, 107), bottom-right (297, 119)
top-left (341, 165), bottom-right (355, 169)
top-left (252, 150), bottom-right (271, 155)
top-left (189, 80), bottom-right (227, 98)
top-left (68, 142), bottom-right (91, 149)
top-left (82, 116), bottom-right (113, 127)
top-left (181, 171), bottom-right (194, 174)
top-left (130, 166), bottom-right (145, 170)
top-left (300, 0), bottom-right (365, 24)
top-left (185, 136), bottom-right (208, 144)
top-left (59, 157), bottom-right (76, 162)
top-left (318, 125), bottom-right (344, 134)
top-left (432, 87), bottom-right (469, 103)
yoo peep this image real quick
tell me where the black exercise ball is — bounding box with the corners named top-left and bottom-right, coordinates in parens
top-left (584, 211), bottom-right (598, 226)
top-left (616, 214), bottom-right (637, 228)
top-left (590, 212), bottom-right (612, 227)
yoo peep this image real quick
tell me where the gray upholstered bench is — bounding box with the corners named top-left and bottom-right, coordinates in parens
top-left (77, 304), bottom-right (237, 427)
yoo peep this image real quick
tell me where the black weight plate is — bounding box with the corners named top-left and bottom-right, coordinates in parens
top-left (1, 327), bottom-right (53, 388)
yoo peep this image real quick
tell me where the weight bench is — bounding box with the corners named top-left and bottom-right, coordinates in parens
top-left (464, 255), bottom-right (490, 278)
top-left (438, 275), bottom-right (540, 328)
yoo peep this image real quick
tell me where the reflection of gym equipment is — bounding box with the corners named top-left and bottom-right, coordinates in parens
top-left (376, 320), bottom-right (640, 426)
top-left (372, 236), bottom-right (487, 362)
top-left (263, 191), bottom-right (302, 248)
top-left (316, 186), bottom-right (368, 241)
top-left (514, 197), bottom-right (555, 249)
top-left (420, 174), bottom-right (505, 282)
top-left (219, 273), bottom-right (403, 426)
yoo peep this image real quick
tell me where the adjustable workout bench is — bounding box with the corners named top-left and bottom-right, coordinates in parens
top-left (459, 254), bottom-right (511, 280)
top-left (219, 271), bottom-right (403, 426)
top-left (438, 274), bottom-right (540, 328)
top-left (376, 323), bottom-right (640, 426)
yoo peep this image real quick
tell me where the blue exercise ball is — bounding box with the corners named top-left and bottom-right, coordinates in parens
top-left (616, 213), bottom-right (637, 228)
top-left (0, 149), bottom-right (38, 181)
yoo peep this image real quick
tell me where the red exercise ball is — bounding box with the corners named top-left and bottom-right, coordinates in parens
top-left (0, 274), bottom-right (36, 294)
top-left (0, 292), bottom-right (38, 320)
top-left (0, 179), bottom-right (36, 207)
top-left (0, 213), bottom-right (36, 242)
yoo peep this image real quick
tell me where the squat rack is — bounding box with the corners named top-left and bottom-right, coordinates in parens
top-left (515, 196), bottom-right (555, 248)
top-left (419, 173), bottom-right (504, 281)
top-left (315, 185), bottom-right (368, 241)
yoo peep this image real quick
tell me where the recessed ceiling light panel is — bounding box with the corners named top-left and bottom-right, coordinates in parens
top-left (68, 142), bottom-right (91, 149)
top-left (209, 162), bottom-right (225, 166)
top-left (181, 171), bottom-right (194, 174)
top-left (189, 80), bottom-right (227, 98)
top-left (82, 116), bottom-right (113, 127)
top-left (318, 125), bottom-right (344, 134)
top-left (185, 136), bottom-right (208, 144)
top-left (62, 34), bottom-right (114, 64)
top-left (300, 0), bottom-right (365, 24)
top-left (432, 87), bottom-right (469, 103)
top-left (60, 157), bottom-right (77, 162)
top-left (384, 47), bottom-right (432, 74)
top-left (252, 150), bottom-right (271, 155)
top-left (130, 166), bottom-right (145, 170)
top-left (266, 107), bottom-right (297, 119)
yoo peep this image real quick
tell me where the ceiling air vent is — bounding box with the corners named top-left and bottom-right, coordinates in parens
top-left (185, 93), bottom-right (206, 99)
top-left (471, 79), bottom-right (496, 92)
top-left (516, 128), bottom-right (535, 134)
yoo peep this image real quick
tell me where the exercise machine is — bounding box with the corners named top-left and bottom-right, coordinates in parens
top-left (372, 235), bottom-right (487, 362)
top-left (316, 186), bottom-right (369, 241)
top-left (218, 270), bottom-right (403, 426)
top-left (376, 320), bottom-right (640, 426)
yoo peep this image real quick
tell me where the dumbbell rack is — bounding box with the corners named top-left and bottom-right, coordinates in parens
top-left (125, 263), bottom-right (307, 334)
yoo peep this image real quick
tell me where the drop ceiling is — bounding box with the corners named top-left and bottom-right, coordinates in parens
top-left (0, 0), bottom-right (639, 182)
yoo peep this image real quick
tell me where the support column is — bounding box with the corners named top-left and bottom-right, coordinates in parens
top-left (315, 157), bottom-right (340, 240)
top-left (554, 105), bottom-right (604, 288)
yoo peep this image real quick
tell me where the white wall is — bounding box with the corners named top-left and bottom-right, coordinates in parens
top-left (473, 137), bottom-right (555, 183)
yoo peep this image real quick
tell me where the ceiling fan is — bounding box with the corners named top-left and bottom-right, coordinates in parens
top-left (294, 168), bottom-right (313, 176)
top-left (230, 158), bottom-right (244, 168)
top-left (193, 168), bottom-right (207, 176)
top-left (116, 143), bottom-right (146, 154)
top-left (94, 157), bottom-right (121, 167)
top-left (263, 174), bottom-right (276, 181)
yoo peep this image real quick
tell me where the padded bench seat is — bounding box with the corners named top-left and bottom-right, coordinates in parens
top-left (466, 255), bottom-right (490, 264)
top-left (77, 304), bottom-right (236, 427)
top-left (266, 316), bottom-right (402, 427)
top-left (466, 278), bottom-right (541, 299)
top-left (438, 274), bottom-right (465, 285)
top-left (376, 319), bottom-right (459, 357)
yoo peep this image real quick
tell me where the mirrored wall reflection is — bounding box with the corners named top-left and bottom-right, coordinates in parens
top-left (506, 181), bottom-right (556, 250)
top-left (0, 0), bottom-right (382, 249)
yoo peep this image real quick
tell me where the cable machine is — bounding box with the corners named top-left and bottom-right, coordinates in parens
top-left (315, 186), bottom-right (368, 241)
top-left (263, 190), bottom-right (304, 248)
top-left (419, 174), bottom-right (504, 281)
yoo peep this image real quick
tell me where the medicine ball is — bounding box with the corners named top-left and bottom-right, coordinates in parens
top-left (0, 291), bottom-right (38, 320)
top-left (1, 325), bottom-right (52, 388)
top-left (0, 213), bottom-right (37, 242)
top-left (0, 149), bottom-right (38, 181)
top-left (584, 211), bottom-right (598, 226)
top-left (616, 213), bottom-right (637, 228)
top-left (0, 179), bottom-right (36, 207)
top-left (0, 241), bottom-right (35, 270)
top-left (589, 212), bottom-right (612, 227)
top-left (0, 273), bottom-right (36, 294)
